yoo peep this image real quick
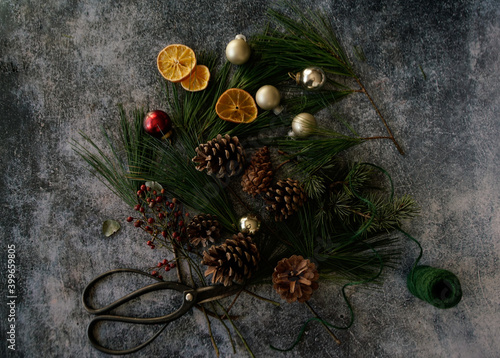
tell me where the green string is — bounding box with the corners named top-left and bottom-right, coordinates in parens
top-left (399, 229), bottom-right (462, 309)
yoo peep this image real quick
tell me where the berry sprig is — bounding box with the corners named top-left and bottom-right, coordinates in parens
top-left (126, 184), bottom-right (189, 252)
top-left (149, 258), bottom-right (178, 280)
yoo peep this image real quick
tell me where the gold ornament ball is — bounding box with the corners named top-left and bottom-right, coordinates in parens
top-left (225, 34), bottom-right (251, 65)
top-left (291, 113), bottom-right (317, 137)
top-left (296, 67), bottom-right (326, 90)
top-left (255, 85), bottom-right (281, 111)
top-left (238, 215), bottom-right (261, 235)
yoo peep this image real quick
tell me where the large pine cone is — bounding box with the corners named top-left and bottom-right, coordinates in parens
top-left (202, 233), bottom-right (260, 286)
top-left (272, 255), bottom-right (319, 303)
top-left (264, 178), bottom-right (307, 221)
top-left (241, 146), bottom-right (273, 196)
top-left (187, 214), bottom-right (221, 247)
top-left (192, 134), bottom-right (245, 178)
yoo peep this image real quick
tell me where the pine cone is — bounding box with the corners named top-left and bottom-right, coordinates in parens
top-left (187, 214), bottom-right (221, 247)
top-left (272, 255), bottom-right (319, 303)
top-left (202, 233), bottom-right (260, 286)
top-left (241, 146), bottom-right (273, 196)
top-left (264, 178), bottom-right (307, 221)
top-left (192, 134), bottom-right (245, 178)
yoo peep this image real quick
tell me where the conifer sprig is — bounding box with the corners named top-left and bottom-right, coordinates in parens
top-left (253, 2), bottom-right (404, 154)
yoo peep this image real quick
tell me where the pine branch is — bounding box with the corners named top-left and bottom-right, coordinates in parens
top-left (72, 106), bottom-right (155, 207)
top-left (252, 2), bottom-right (404, 154)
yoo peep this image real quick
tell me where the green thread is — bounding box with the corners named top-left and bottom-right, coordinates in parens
top-left (407, 265), bottom-right (462, 309)
top-left (399, 229), bottom-right (462, 309)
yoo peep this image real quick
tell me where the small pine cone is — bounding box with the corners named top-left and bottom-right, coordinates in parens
top-left (264, 178), bottom-right (307, 221)
top-left (187, 214), bottom-right (221, 247)
top-left (241, 146), bottom-right (273, 196)
top-left (192, 134), bottom-right (246, 178)
top-left (272, 255), bottom-right (319, 303)
top-left (202, 233), bottom-right (260, 286)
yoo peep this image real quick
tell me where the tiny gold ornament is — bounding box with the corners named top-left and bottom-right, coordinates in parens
top-left (294, 66), bottom-right (326, 90)
top-left (255, 85), bottom-right (283, 114)
top-left (238, 215), bottom-right (261, 235)
top-left (291, 112), bottom-right (317, 137)
top-left (225, 34), bottom-right (251, 65)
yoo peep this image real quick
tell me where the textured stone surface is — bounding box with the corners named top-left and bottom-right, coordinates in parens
top-left (1, 0), bottom-right (499, 357)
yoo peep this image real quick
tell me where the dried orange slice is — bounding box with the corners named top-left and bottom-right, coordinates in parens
top-left (215, 88), bottom-right (258, 123)
top-left (157, 44), bottom-right (196, 83)
top-left (181, 65), bottom-right (210, 92)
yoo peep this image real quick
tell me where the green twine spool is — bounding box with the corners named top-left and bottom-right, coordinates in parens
top-left (407, 265), bottom-right (462, 309)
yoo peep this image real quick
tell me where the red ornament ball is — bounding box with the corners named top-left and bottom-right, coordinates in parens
top-left (143, 110), bottom-right (172, 139)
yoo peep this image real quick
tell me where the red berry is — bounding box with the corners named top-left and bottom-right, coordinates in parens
top-left (153, 190), bottom-right (157, 196)
top-left (162, 259), bottom-right (168, 265)
top-left (134, 204), bottom-right (141, 211)
top-left (126, 216), bottom-right (133, 222)
top-left (140, 185), bottom-right (147, 191)
top-left (172, 198), bottom-right (179, 204)
top-left (157, 275), bottom-right (163, 280)
top-left (139, 207), bottom-right (145, 213)
top-left (150, 245), bottom-right (155, 249)
top-left (147, 186), bottom-right (151, 192)
top-left (165, 266), bottom-right (171, 272)
top-left (170, 263), bottom-right (176, 268)
top-left (157, 262), bottom-right (163, 268)
top-left (185, 212), bottom-right (190, 217)
top-left (169, 203), bottom-right (175, 209)
top-left (161, 189), bottom-right (166, 195)
top-left (161, 231), bottom-right (167, 238)
top-left (144, 225), bottom-right (151, 231)
top-left (181, 227), bottom-right (186, 234)
top-left (156, 196), bottom-right (163, 203)
top-left (152, 270), bottom-right (158, 276)
top-left (172, 232), bottom-right (179, 239)
top-left (179, 220), bottom-right (184, 227)
top-left (147, 240), bottom-right (152, 245)
top-left (137, 190), bottom-right (143, 196)
top-left (146, 198), bottom-right (151, 203)
top-left (148, 218), bottom-right (155, 224)
top-left (134, 220), bottom-right (142, 227)
top-left (159, 213), bottom-right (165, 219)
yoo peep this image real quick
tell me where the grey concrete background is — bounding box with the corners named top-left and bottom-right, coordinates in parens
top-left (1, 0), bottom-right (499, 357)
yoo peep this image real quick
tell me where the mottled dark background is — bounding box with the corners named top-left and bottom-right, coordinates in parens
top-left (1, 0), bottom-right (499, 357)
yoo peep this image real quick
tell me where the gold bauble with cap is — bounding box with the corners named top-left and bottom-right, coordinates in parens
top-left (225, 34), bottom-right (251, 65)
top-left (238, 215), bottom-right (261, 235)
top-left (291, 112), bottom-right (317, 137)
top-left (255, 85), bottom-right (283, 114)
top-left (294, 67), bottom-right (326, 90)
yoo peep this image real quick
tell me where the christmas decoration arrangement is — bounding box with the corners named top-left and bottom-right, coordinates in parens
top-left (75, 3), bottom-right (462, 356)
